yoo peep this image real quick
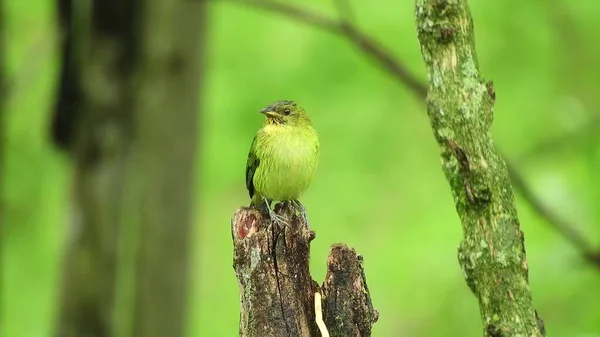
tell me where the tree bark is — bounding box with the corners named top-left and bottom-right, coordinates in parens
top-left (414, 1), bottom-right (545, 336)
top-left (321, 244), bottom-right (379, 337)
top-left (54, 1), bottom-right (206, 336)
top-left (232, 203), bottom-right (378, 337)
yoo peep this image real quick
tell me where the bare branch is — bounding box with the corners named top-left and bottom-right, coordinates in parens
top-left (218, 0), bottom-right (600, 269)
top-left (218, 0), bottom-right (427, 99)
top-left (506, 160), bottom-right (600, 266)
top-left (332, 0), bottom-right (356, 25)
top-left (518, 114), bottom-right (600, 161)
top-left (544, 0), bottom-right (597, 110)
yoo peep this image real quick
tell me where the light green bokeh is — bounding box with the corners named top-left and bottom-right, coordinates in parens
top-left (3, 1), bottom-right (600, 337)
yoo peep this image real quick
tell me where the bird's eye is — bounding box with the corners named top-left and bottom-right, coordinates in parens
top-left (283, 108), bottom-right (291, 115)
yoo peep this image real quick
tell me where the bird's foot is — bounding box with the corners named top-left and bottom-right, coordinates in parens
top-left (263, 198), bottom-right (289, 228)
top-left (291, 199), bottom-right (309, 224)
top-left (268, 207), bottom-right (289, 228)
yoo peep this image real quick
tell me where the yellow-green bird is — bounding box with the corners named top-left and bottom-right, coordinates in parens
top-left (245, 100), bottom-right (319, 226)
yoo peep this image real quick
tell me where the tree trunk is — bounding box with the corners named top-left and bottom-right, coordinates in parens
top-left (54, 1), bottom-right (206, 336)
top-left (232, 203), bottom-right (378, 337)
top-left (414, 1), bottom-right (545, 336)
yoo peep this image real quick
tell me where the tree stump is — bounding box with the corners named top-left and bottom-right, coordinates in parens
top-left (231, 203), bottom-right (378, 337)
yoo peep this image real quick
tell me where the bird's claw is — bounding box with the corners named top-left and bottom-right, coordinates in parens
top-left (262, 198), bottom-right (289, 228)
top-left (261, 198), bottom-right (309, 228)
top-left (268, 207), bottom-right (289, 228)
top-left (291, 200), bottom-right (309, 224)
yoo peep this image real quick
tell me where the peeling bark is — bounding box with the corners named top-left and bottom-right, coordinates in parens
top-left (414, 1), bottom-right (544, 336)
top-left (232, 203), bottom-right (377, 337)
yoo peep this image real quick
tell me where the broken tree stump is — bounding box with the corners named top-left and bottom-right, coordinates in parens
top-left (231, 203), bottom-right (378, 337)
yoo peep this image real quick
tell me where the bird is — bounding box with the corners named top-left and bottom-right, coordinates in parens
top-left (245, 100), bottom-right (319, 226)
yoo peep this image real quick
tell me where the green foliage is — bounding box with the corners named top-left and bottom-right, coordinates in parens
top-left (3, 1), bottom-right (600, 336)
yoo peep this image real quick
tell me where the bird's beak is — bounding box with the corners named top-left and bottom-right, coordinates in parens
top-left (260, 110), bottom-right (278, 119)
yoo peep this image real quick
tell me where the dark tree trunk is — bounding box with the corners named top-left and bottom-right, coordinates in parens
top-left (53, 1), bottom-right (206, 336)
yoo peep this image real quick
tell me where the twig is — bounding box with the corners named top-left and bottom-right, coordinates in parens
top-left (517, 114), bottom-right (600, 162)
top-left (218, 0), bottom-right (600, 269)
top-left (332, 0), bottom-right (356, 25)
top-left (544, 0), bottom-right (597, 110)
top-left (217, 0), bottom-right (427, 99)
top-left (314, 292), bottom-right (330, 337)
top-left (506, 160), bottom-right (600, 265)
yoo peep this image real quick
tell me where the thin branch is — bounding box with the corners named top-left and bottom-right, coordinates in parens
top-left (544, 0), bottom-right (597, 111)
top-left (506, 160), bottom-right (600, 265)
top-left (218, 0), bottom-right (600, 269)
top-left (332, 0), bottom-right (356, 25)
top-left (518, 114), bottom-right (600, 162)
top-left (217, 0), bottom-right (427, 99)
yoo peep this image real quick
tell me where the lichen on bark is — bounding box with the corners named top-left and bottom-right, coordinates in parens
top-left (414, 0), bottom-right (544, 336)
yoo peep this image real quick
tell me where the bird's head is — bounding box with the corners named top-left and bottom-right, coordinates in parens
top-left (260, 100), bottom-right (311, 127)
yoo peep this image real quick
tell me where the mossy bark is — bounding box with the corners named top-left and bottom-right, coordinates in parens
top-left (414, 1), bottom-right (544, 336)
top-left (231, 203), bottom-right (378, 337)
top-left (54, 0), bottom-right (205, 336)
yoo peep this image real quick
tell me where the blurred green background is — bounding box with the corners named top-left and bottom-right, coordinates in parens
top-left (3, 0), bottom-right (600, 336)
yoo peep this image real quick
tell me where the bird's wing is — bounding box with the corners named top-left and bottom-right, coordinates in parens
top-left (245, 136), bottom-right (260, 199)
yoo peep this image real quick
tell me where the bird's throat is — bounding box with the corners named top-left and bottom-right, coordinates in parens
top-left (265, 117), bottom-right (284, 125)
